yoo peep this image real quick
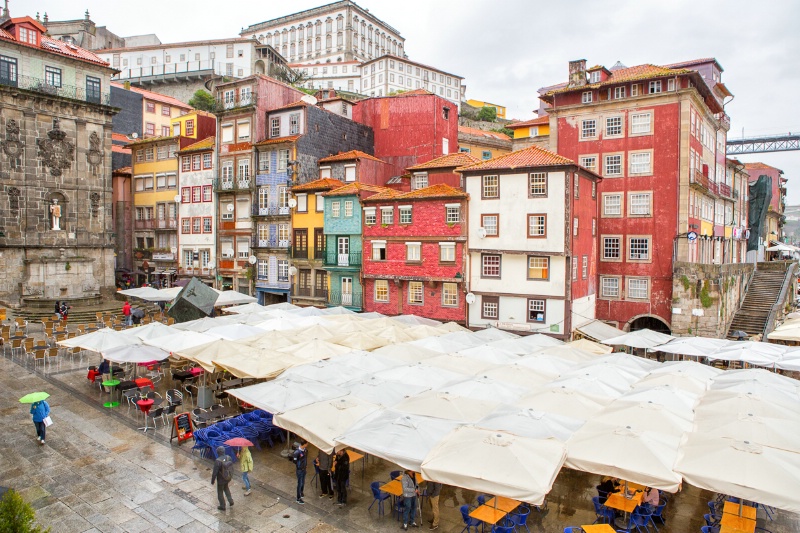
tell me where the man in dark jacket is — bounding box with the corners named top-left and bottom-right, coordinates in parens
top-left (315, 450), bottom-right (333, 499)
top-left (333, 448), bottom-right (350, 506)
top-left (210, 446), bottom-right (234, 511)
top-left (292, 440), bottom-right (308, 504)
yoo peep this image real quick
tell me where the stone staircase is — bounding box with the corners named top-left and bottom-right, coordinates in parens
top-left (727, 263), bottom-right (794, 339)
top-left (12, 299), bottom-right (161, 326)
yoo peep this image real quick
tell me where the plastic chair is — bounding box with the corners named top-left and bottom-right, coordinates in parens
top-left (701, 526), bottom-right (719, 533)
top-left (476, 494), bottom-right (488, 507)
top-left (460, 504), bottom-right (482, 533)
top-left (649, 503), bottom-right (666, 530)
top-left (390, 469), bottom-right (401, 480)
top-left (368, 481), bottom-right (390, 516)
top-left (627, 508), bottom-right (653, 533)
top-left (491, 525), bottom-right (514, 533)
top-left (592, 496), bottom-right (614, 524)
top-left (507, 505), bottom-right (530, 532)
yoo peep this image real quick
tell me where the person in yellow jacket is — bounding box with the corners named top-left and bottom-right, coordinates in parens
top-left (237, 446), bottom-right (253, 496)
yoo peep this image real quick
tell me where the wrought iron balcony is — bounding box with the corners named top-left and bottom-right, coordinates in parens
top-left (293, 287), bottom-right (328, 299)
top-left (252, 205), bottom-right (291, 216)
top-left (2, 74), bottom-right (111, 105)
top-left (718, 183), bottom-right (733, 199)
top-left (690, 169), bottom-right (709, 191)
top-left (328, 290), bottom-right (362, 309)
top-left (251, 236), bottom-right (290, 249)
top-left (291, 247), bottom-right (308, 259)
top-left (215, 91), bottom-right (257, 112)
top-left (324, 251), bottom-right (362, 267)
top-left (154, 218), bottom-right (177, 230)
top-left (213, 178), bottom-right (251, 192)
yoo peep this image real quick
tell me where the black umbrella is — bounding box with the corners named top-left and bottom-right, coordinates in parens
top-left (131, 308), bottom-right (146, 318)
top-left (731, 330), bottom-right (748, 341)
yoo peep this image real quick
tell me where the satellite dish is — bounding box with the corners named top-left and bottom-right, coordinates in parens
top-left (170, 247), bottom-right (177, 254)
top-left (226, 204), bottom-right (234, 212)
top-left (288, 266), bottom-right (298, 276)
top-left (174, 194), bottom-right (181, 203)
top-left (248, 255), bottom-right (257, 265)
top-left (130, 132), bottom-right (139, 139)
top-left (288, 198), bottom-right (297, 208)
top-left (300, 94), bottom-right (318, 105)
top-left (477, 228), bottom-right (487, 239)
top-left (465, 293), bottom-right (476, 305)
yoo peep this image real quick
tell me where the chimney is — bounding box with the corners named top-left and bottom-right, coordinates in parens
top-left (124, 81), bottom-right (131, 90)
top-left (568, 59), bottom-right (587, 88)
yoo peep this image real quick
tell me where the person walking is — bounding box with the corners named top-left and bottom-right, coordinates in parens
top-left (333, 448), bottom-right (350, 506)
top-left (122, 300), bottom-right (132, 326)
top-left (210, 446), bottom-right (234, 511)
top-left (30, 399), bottom-right (50, 445)
top-left (291, 440), bottom-right (308, 504)
top-left (53, 300), bottom-right (61, 320)
top-left (401, 470), bottom-right (419, 530)
top-left (315, 450), bottom-right (333, 499)
top-left (237, 446), bottom-right (253, 496)
top-left (427, 481), bottom-right (442, 530)
top-left (59, 301), bottom-right (71, 323)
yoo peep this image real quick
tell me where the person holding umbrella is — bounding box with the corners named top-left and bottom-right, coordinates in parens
top-left (20, 393), bottom-right (51, 445)
top-left (237, 444), bottom-right (253, 496)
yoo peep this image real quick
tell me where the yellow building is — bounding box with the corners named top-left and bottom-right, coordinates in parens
top-left (288, 178), bottom-right (345, 307)
top-left (507, 115), bottom-right (551, 151)
top-left (466, 99), bottom-right (506, 119)
top-left (457, 126), bottom-right (512, 160)
top-left (111, 82), bottom-right (192, 138)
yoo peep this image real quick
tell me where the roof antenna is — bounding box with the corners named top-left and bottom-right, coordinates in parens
top-left (1, 0), bottom-right (9, 21)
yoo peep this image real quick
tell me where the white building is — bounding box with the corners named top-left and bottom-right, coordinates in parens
top-left (461, 146), bottom-right (600, 339)
top-left (291, 59), bottom-right (362, 93)
top-left (360, 55), bottom-right (463, 108)
top-left (177, 137), bottom-right (216, 285)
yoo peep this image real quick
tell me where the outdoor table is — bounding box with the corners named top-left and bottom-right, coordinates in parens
top-left (137, 399), bottom-right (155, 432)
top-left (379, 479), bottom-right (402, 497)
top-left (469, 504), bottom-right (507, 525)
top-left (723, 501), bottom-right (757, 520)
top-left (135, 377), bottom-right (154, 389)
top-left (485, 496), bottom-right (520, 513)
top-left (720, 513), bottom-right (756, 533)
top-left (172, 370), bottom-right (194, 383)
top-left (580, 525), bottom-right (616, 533)
top-left (393, 472), bottom-right (423, 484)
top-left (622, 481), bottom-right (645, 492)
top-left (102, 379), bottom-right (120, 408)
top-left (345, 449), bottom-right (366, 485)
top-left (189, 367), bottom-right (204, 376)
top-left (606, 490), bottom-right (643, 529)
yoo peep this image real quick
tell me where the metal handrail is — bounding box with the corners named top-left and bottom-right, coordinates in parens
top-left (4, 74), bottom-right (111, 105)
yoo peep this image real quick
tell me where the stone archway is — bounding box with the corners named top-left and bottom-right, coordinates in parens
top-left (45, 191), bottom-right (68, 231)
top-left (627, 314), bottom-right (671, 334)
top-left (254, 60), bottom-right (265, 75)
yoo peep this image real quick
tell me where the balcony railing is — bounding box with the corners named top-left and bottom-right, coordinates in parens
top-left (718, 183), bottom-right (733, 199)
top-left (708, 181), bottom-right (719, 195)
top-left (155, 218), bottom-right (177, 230)
top-left (255, 279), bottom-right (290, 290)
top-left (291, 247), bottom-right (308, 259)
top-left (252, 205), bottom-right (291, 216)
top-left (213, 178), bottom-right (252, 192)
top-left (179, 267), bottom-right (213, 276)
top-left (252, 236), bottom-right (290, 248)
top-left (690, 169), bottom-right (709, 191)
top-left (293, 287), bottom-right (328, 299)
top-left (134, 219), bottom-right (155, 230)
top-left (215, 92), bottom-right (257, 112)
top-left (324, 251), bottom-right (362, 267)
top-left (328, 290), bottom-right (362, 309)
top-left (2, 74), bottom-right (111, 105)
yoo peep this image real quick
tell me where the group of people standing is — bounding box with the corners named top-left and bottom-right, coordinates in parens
top-left (291, 440), bottom-right (351, 506)
top-left (53, 301), bottom-right (70, 322)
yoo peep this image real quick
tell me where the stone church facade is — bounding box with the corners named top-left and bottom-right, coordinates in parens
top-left (0, 14), bottom-right (118, 306)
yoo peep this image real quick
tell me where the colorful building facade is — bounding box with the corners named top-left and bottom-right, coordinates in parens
top-left (457, 126), bottom-right (512, 161)
top-left (362, 184), bottom-right (469, 322)
top-left (405, 152), bottom-right (481, 191)
top-left (177, 137), bottom-right (216, 286)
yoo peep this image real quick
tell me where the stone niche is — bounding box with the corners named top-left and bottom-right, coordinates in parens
top-left (21, 256), bottom-right (102, 308)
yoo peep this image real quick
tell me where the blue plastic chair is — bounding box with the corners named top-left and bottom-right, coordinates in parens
top-left (390, 470), bottom-right (401, 480)
top-left (491, 525), bottom-right (514, 533)
top-left (649, 502), bottom-right (666, 530)
top-left (460, 504), bottom-right (482, 533)
top-left (368, 481), bottom-right (390, 516)
top-left (564, 528), bottom-right (584, 533)
top-left (626, 508), bottom-right (652, 533)
top-left (508, 506), bottom-right (530, 532)
top-left (592, 496), bottom-right (614, 524)
top-left (476, 494), bottom-right (488, 507)
top-left (701, 526), bottom-right (720, 533)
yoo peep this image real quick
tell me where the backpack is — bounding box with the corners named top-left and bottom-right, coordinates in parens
top-left (220, 458), bottom-right (233, 482)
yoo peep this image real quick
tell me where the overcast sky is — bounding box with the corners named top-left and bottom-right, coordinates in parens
top-left (29, 0), bottom-right (800, 202)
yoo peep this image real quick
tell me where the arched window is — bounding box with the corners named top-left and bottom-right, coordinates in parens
top-left (266, 34), bottom-right (272, 46)
top-left (326, 34), bottom-right (332, 49)
top-left (290, 43), bottom-right (295, 58)
top-left (315, 37), bottom-right (321, 51)
top-left (326, 18), bottom-right (332, 33)
top-left (290, 27), bottom-right (295, 41)
top-left (337, 33), bottom-right (343, 47)
top-left (315, 20), bottom-right (322, 36)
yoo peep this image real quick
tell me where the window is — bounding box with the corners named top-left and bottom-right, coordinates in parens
top-left (296, 193), bottom-right (307, 213)
top-left (592, 217), bottom-right (597, 236)
top-left (581, 119), bottom-right (597, 139)
top-left (579, 156), bottom-right (597, 172)
top-left (602, 236), bottom-right (621, 260)
top-left (629, 152), bottom-right (652, 175)
top-left (408, 281), bottom-right (423, 305)
top-left (603, 193), bottom-right (622, 216)
top-left (600, 276), bottom-right (620, 298)
top-left (440, 242), bottom-right (455, 262)
top-left (191, 154), bottom-right (202, 171)
top-left (375, 280), bottom-right (389, 302)
top-left (445, 205), bottom-right (460, 223)
top-left (399, 206), bottom-right (412, 224)
top-left (181, 157), bottom-right (191, 172)
top-left (192, 186), bottom-right (201, 203)
top-left (529, 173), bottom-right (547, 197)
top-left (630, 113), bottom-right (652, 135)
top-left (573, 217), bottom-right (579, 236)
top-left (161, 105), bottom-right (171, 116)
top-left (582, 256), bottom-right (588, 279)
top-left (238, 159), bottom-right (250, 182)
top-left (203, 186), bottom-right (212, 202)
top-left (0, 56), bottom-right (18, 85)
top-left (528, 214), bottom-right (546, 237)
top-left (278, 260), bottom-right (289, 282)
top-left (381, 207), bottom-right (393, 225)
top-left (344, 165), bottom-right (356, 182)
top-left (221, 124), bottom-right (233, 143)
top-left (161, 126), bottom-right (170, 137)
top-left (364, 207), bottom-right (376, 225)
top-left (614, 86), bottom-right (626, 99)
top-left (648, 80), bottom-right (662, 94)
top-left (629, 237), bottom-right (651, 261)
top-left (371, 241), bottom-right (386, 261)
top-left (442, 283), bottom-right (458, 307)
top-left (192, 217), bottom-right (201, 234)
top-left (181, 218), bottom-right (191, 234)
top-left (331, 201), bottom-right (341, 217)
top-left (628, 192), bottom-right (652, 216)
top-left (203, 153), bottom-right (212, 169)
top-left (270, 117), bottom-right (281, 137)
top-left (344, 200), bottom-right (353, 217)
top-left (482, 150), bottom-right (492, 160)
top-left (605, 116), bottom-right (623, 136)
top-left (482, 175), bottom-right (499, 198)
top-left (144, 147), bottom-right (154, 161)
top-left (185, 120), bottom-right (194, 136)
top-left (582, 91), bottom-right (593, 103)
top-left (157, 145), bottom-right (169, 160)
top-left (481, 214), bottom-right (498, 237)
top-left (481, 296), bottom-right (499, 319)
top-left (238, 121), bottom-right (250, 140)
top-left (145, 122), bottom-right (155, 136)
top-left (258, 152), bottom-right (270, 172)
top-left (86, 76), bottom-right (101, 104)
top-left (289, 113), bottom-right (300, 135)
top-left (631, 84), bottom-right (640, 97)
top-left (482, 254), bottom-right (501, 277)
top-left (628, 278), bottom-right (649, 299)
top-left (278, 150), bottom-right (289, 171)
top-left (527, 256), bottom-right (549, 280)
top-left (667, 78), bottom-right (676, 91)
top-left (181, 187), bottom-right (191, 203)
top-left (412, 173), bottom-right (428, 190)
top-left (406, 242), bottom-right (421, 262)
top-left (528, 299), bottom-right (546, 322)
top-left (604, 154), bottom-right (622, 176)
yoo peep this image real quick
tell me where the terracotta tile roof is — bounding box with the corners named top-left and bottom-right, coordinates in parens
top-left (507, 115), bottom-right (550, 129)
top-left (0, 19), bottom-right (109, 67)
top-left (270, 100), bottom-right (309, 112)
top-left (110, 83), bottom-right (192, 109)
top-left (545, 64), bottom-right (692, 96)
top-left (291, 178), bottom-right (347, 193)
top-left (323, 182), bottom-right (397, 198)
top-left (456, 145), bottom-right (576, 172)
top-left (744, 162), bottom-right (783, 172)
top-left (113, 166), bottom-right (132, 175)
top-left (458, 126), bottom-right (511, 141)
top-left (318, 150), bottom-right (384, 163)
top-left (112, 132), bottom-right (130, 143)
top-left (664, 57), bottom-right (723, 71)
top-left (253, 135), bottom-right (301, 146)
top-left (407, 152), bottom-right (482, 171)
top-left (397, 184), bottom-right (468, 200)
top-left (178, 136), bottom-right (215, 154)
top-left (0, 28), bottom-right (12, 39)
top-left (125, 135), bottom-right (178, 148)
top-left (112, 144), bottom-right (131, 154)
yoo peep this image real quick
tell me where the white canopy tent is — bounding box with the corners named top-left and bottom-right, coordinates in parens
top-left (343, 377), bottom-right (431, 407)
top-left (101, 343), bottom-right (171, 363)
top-left (213, 289), bottom-right (257, 307)
top-left (142, 331), bottom-right (215, 353)
top-left (226, 377), bottom-right (348, 414)
top-left (602, 328), bottom-right (675, 349)
top-left (58, 328), bottom-right (141, 352)
top-left (394, 390), bottom-right (499, 423)
top-left (476, 405), bottom-right (584, 442)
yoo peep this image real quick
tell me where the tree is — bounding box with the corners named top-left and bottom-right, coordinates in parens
top-left (270, 64), bottom-right (314, 88)
top-left (188, 89), bottom-right (216, 112)
top-left (492, 127), bottom-right (514, 138)
top-left (0, 490), bottom-right (50, 533)
top-left (477, 106), bottom-right (498, 122)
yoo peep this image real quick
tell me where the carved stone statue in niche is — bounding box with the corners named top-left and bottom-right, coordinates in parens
top-left (50, 198), bottom-right (62, 230)
top-left (37, 118), bottom-right (74, 177)
top-left (8, 187), bottom-right (20, 213)
top-left (90, 192), bottom-right (100, 217)
top-left (86, 131), bottom-right (102, 174)
top-left (1, 119), bottom-right (24, 169)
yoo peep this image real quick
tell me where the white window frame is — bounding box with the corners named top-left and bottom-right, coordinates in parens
top-left (406, 242), bottom-right (421, 262)
top-left (629, 151), bottom-right (652, 175)
top-left (628, 192), bottom-right (652, 217)
top-left (630, 112), bottom-right (652, 135)
top-left (582, 91), bottom-right (593, 103)
top-left (628, 236), bottom-right (651, 261)
top-left (627, 277), bottom-right (650, 299)
top-left (374, 279), bottom-right (389, 302)
top-left (581, 119), bottom-right (597, 140)
top-left (442, 283), bottom-right (458, 307)
top-left (445, 204), bottom-right (460, 223)
top-left (439, 242), bottom-right (455, 262)
top-left (600, 276), bottom-right (621, 299)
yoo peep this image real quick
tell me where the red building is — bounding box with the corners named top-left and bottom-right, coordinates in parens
top-left (362, 184), bottom-right (469, 323)
top-left (542, 59), bottom-right (739, 333)
top-left (316, 150), bottom-right (394, 187)
top-left (352, 90), bottom-right (459, 177)
top-left (404, 152), bottom-right (481, 191)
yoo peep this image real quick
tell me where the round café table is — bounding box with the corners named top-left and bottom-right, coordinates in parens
top-left (135, 377), bottom-right (154, 389)
top-left (137, 398), bottom-right (155, 432)
top-left (102, 379), bottom-right (120, 408)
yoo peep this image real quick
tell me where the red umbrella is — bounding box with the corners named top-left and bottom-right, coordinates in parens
top-left (223, 437), bottom-right (253, 447)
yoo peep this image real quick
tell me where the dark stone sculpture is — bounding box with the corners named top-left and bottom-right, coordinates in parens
top-left (167, 277), bottom-right (219, 323)
top-left (747, 174), bottom-right (773, 252)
